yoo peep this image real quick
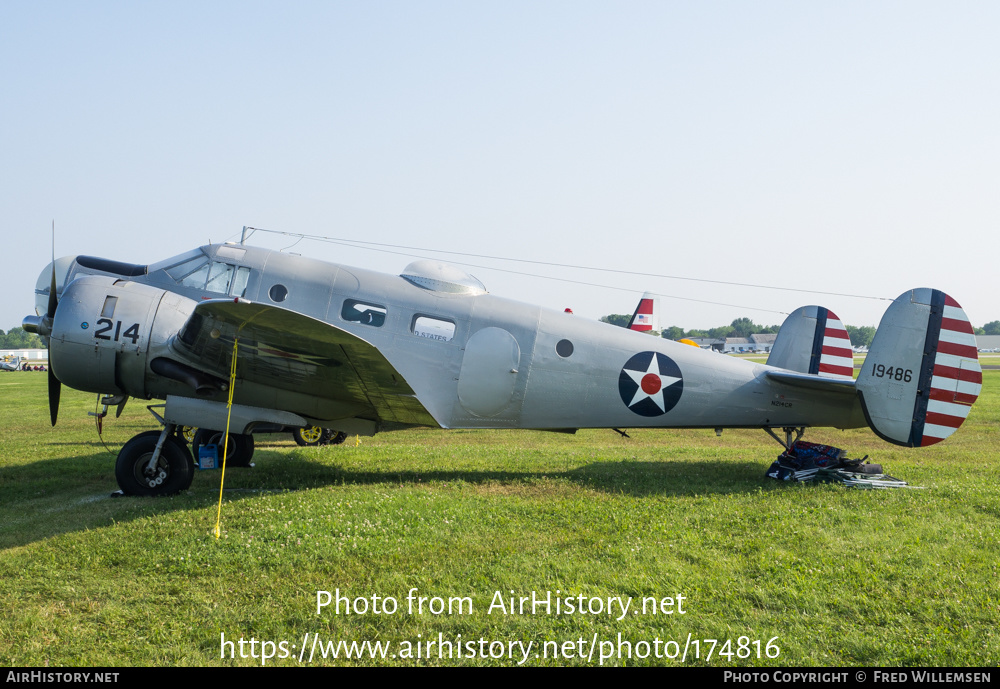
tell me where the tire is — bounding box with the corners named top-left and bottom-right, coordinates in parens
top-left (293, 426), bottom-right (326, 446)
top-left (322, 430), bottom-right (348, 445)
top-left (115, 431), bottom-right (194, 496)
top-left (192, 428), bottom-right (255, 468)
top-left (174, 425), bottom-right (196, 444)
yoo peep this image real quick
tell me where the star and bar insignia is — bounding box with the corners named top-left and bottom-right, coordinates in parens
top-left (618, 351), bottom-right (683, 417)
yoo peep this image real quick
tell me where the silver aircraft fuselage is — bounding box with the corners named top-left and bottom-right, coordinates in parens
top-left (43, 243), bottom-right (866, 433)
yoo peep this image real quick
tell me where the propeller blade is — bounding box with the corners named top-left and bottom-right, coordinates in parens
top-left (48, 221), bottom-right (58, 317)
top-left (48, 365), bottom-right (61, 426)
top-left (47, 220), bottom-right (60, 425)
top-left (48, 266), bottom-right (58, 318)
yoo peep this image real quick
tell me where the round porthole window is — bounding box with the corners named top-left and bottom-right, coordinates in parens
top-left (268, 284), bottom-right (288, 303)
top-left (556, 339), bottom-right (574, 358)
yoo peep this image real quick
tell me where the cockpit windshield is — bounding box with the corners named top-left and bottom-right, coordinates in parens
top-left (152, 249), bottom-right (250, 297)
top-left (148, 249), bottom-right (205, 276)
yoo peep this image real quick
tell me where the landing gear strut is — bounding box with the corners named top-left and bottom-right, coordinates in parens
top-left (763, 426), bottom-right (805, 450)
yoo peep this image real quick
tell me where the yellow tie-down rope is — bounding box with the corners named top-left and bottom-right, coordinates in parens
top-left (213, 337), bottom-right (239, 539)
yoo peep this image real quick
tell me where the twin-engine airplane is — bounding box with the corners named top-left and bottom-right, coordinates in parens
top-left (24, 238), bottom-right (982, 496)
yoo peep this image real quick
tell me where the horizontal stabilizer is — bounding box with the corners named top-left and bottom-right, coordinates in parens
top-left (767, 306), bottom-right (854, 378)
top-left (764, 369), bottom-right (857, 394)
top-left (857, 289), bottom-right (981, 447)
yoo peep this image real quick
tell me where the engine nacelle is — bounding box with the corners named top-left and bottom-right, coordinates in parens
top-left (50, 276), bottom-right (198, 398)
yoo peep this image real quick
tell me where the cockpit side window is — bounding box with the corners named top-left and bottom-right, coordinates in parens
top-left (179, 263), bottom-right (213, 289)
top-left (231, 266), bottom-right (251, 297)
top-left (206, 262), bottom-right (235, 293)
top-left (165, 257), bottom-right (247, 296)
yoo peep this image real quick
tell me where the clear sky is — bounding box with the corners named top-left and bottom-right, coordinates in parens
top-left (2, 1), bottom-right (997, 333)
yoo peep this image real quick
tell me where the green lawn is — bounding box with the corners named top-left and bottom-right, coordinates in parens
top-left (0, 372), bottom-right (997, 666)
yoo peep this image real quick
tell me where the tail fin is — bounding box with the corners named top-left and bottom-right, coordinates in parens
top-left (628, 292), bottom-right (659, 333)
top-left (767, 306), bottom-right (854, 379)
top-left (857, 289), bottom-right (981, 447)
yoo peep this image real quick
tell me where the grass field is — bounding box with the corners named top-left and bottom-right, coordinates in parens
top-left (0, 371), bottom-right (997, 666)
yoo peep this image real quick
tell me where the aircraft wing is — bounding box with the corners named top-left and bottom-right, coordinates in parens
top-left (170, 299), bottom-right (438, 427)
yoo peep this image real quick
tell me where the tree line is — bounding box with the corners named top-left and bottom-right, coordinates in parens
top-left (0, 327), bottom-right (46, 349)
top-left (601, 314), bottom-right (781, 340)
top-left (600, 316), bottom-right (1000, 349)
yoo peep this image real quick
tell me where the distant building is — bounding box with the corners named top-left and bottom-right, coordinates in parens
top-left (665, 332), bottom-right (780, 355)
top-left (749, 333), bottom-right (777, 352)
top-left (682, 338), bottom-right (725, 352)
top-left (724, 337), bottom-right (753, 353)
top-left (723, 334), bottom-right (776, 353)
top-left (975, 335), bottom-right (1000, 351)
top-left (0, 348), bottom-right (47, 361)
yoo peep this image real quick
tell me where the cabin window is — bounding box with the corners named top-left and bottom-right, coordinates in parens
top-left (556, 339), bottom-right (574, 358)
top-left (412, 315), bottom-right (455, 342)
top-left (268, 284), bottom-right (288, 303)
top-left (342, 300), bottom-right (386, 327)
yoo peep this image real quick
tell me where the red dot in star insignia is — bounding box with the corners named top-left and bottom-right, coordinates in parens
top-left (641, 373), bottom-right (661, 395)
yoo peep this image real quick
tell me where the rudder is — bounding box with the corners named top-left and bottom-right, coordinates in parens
top-left (767, 306), bottom-right (854, 379)
top-left (857, 289), bottom-right (981, 447)
top-left (628, 292), bottom-right (659, 333)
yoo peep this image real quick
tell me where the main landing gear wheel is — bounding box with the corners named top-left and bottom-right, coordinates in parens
top-left (323, 429), bottom-right (348, 445)
top-left (174, 425), bottom-right (196, 443)
top-left (294, 425), bottom-right (325, 446)
top-left (192, 428), bottom-right (255, 468)
top-left (294, 427), bottom-right (348, 446)
top-left (115, 431), bottom-right (194, 496)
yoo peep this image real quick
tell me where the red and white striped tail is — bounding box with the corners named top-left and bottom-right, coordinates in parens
top-left (920, 295), bottom-right (981, 446)
top-left (628, 292), bottom-right (659, 333)
top-left (817, 311), bottom-right (854, 379)
top-left (858, 289), bottom-right (981, 447)
top-left (766, 305), bottom-right (855, 376)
